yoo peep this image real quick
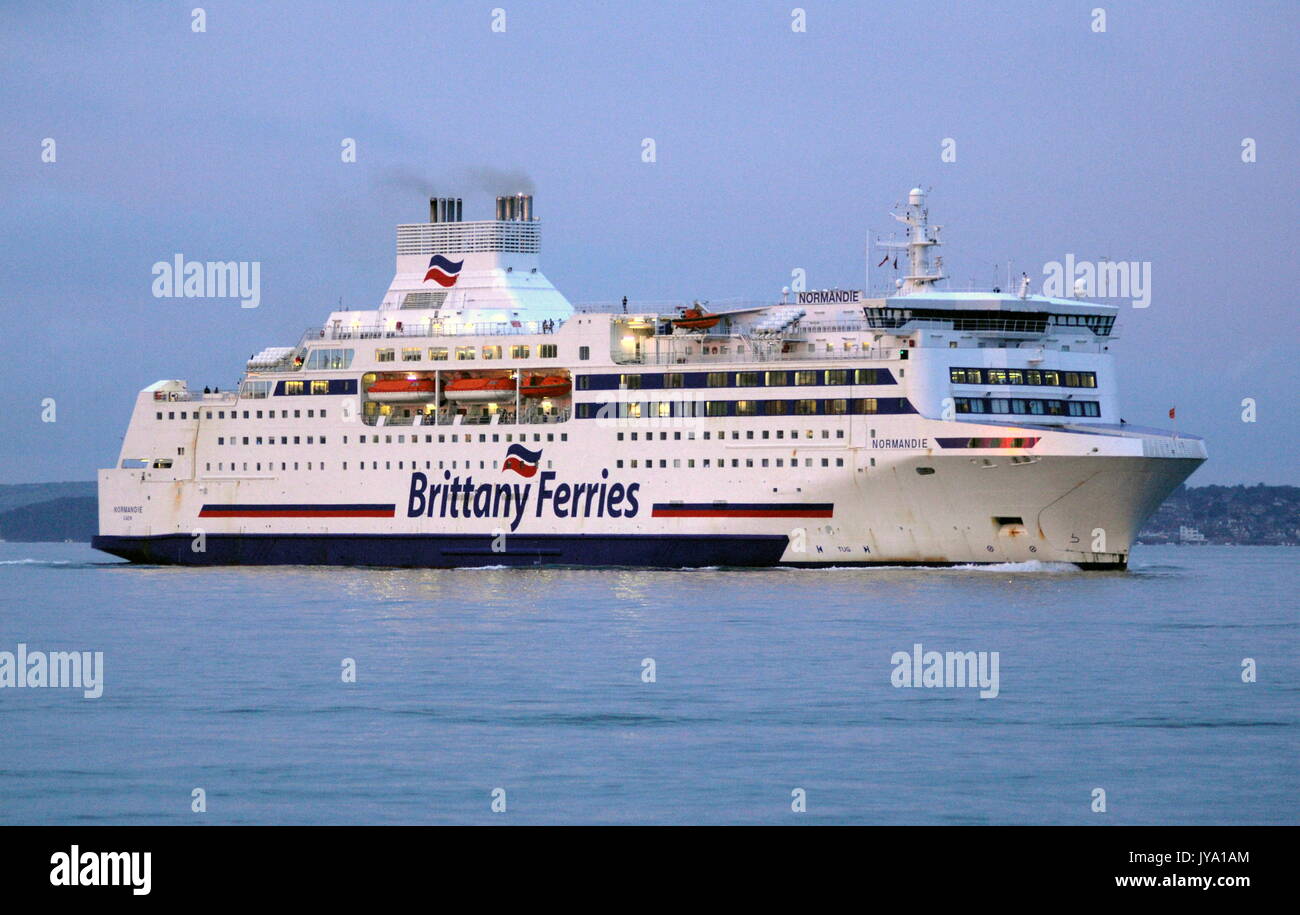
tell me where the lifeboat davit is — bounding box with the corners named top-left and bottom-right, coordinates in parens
top-left (519, 375), bottom-right (572, 398)
top-left (443, 377), bottom-right (516, 403)
top-left (367, 378), bottom-right (436, 403)
top-left (671, 306), bottom-right (720, 331)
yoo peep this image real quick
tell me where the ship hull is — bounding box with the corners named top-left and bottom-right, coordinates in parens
top-left (93, 448), bottom-right (1203, 570)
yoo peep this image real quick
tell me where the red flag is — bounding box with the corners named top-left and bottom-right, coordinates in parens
top-left (1168, 407), bottom-right (1176, 419)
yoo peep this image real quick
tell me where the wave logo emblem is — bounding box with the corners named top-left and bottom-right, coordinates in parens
top-left (502, 444), bottom-right (542, 478)
top-left (424, 254), bottom-right (464, 287)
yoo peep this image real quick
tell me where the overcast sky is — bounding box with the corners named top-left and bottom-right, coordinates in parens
top-left (1, 1), bottom-right (1295, 485)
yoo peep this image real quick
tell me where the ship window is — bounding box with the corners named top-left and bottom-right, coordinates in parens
top-left (794, 371), bottom-right (817, 386)
top-left (827, 399), bottom-right (847, 415)
top-left (305, 348), bottom-right (354, 370)
top-left (706, 372), bottom-right (728, 387)
top-left (578, 346), bottom-right (590, 360)
top-left (402, 348), bottom-right (422, 361)
top-left (1083, 402), bottom-right (1100, 416)
top-left (795, 400), bottom-right (817, 415)
top-left (765, 371), bottom-right (789, 386)
top-left (706, 401), bottom-right (728, 416)
top-left (156, 412), bottom-right (162, 420)
top-left (510, 345), bottom-right (530, 359)
top-left (854, 369), bottom-right (882, 384)
top-left (482, 346), bottom-right (502, 360)
top-left (736, 401), bottom-right (757, 416)
top-left (456, 346), bottom-right (475, 360)
top-left (737, 372), bottom-right (760, 387)
top-left (1025, 370), bottom-right (1042, 385)
top-left (986, 370), bottom-right (1008, 385)
top-left (539, 345), bottom-right (558, 358)
top-left (825, 370), bottom-right (848, 385)
top-left (620, 374), bottom-right (641, 389)
top-left (663, 373), bottom-right (684, 388)
top-left (376, 349), bottom-right (395, 362)
top-left (764, 401), bottom-right (786, 416)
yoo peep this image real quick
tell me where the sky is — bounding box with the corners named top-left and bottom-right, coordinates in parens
top-left (0, 0), bottom-right (1296, 485)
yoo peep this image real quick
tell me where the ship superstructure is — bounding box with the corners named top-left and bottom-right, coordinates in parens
top-left (94, 188), bottom-right (1205, 569)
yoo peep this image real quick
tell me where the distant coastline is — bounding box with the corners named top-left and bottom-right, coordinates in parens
top-left (0, 481), bottom-right (1294, 546)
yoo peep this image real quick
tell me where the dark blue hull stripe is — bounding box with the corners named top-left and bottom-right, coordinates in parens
top-left (91, 533), bottom-right (791, 568)
top-left (90, 533), bottom-right (1128, 570)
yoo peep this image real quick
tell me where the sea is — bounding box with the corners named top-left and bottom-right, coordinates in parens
top-left (0, 542), bottom-right (1295, 825)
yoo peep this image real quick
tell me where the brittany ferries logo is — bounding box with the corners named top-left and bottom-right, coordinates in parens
top-left (406, 447), bottom-right (641, 531)
top-left (424, 254), bottom-right (464, 287)
top-left (502, 444), bottom-right (542, 477)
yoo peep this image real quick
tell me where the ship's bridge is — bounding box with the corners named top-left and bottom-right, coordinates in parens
top-left (865, 291), bottom-right (1119, 337)
top-left (377, 194), bottom-right (574, 332)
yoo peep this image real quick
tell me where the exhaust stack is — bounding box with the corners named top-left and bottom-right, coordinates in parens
top-left (429, 197), bottom-right (463, 223)
top-left (491, 193), bottom-right (535, 221)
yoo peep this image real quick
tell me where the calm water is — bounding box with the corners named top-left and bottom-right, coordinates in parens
top-left (0, 542), bottom-right (1295, 825)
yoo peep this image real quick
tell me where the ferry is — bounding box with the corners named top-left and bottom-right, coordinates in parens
top-left (93, 188), bottom-right (1206, 569)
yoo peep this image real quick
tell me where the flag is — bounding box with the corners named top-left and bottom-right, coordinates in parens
top-left (1168, 407), bottom-right (1176, 419)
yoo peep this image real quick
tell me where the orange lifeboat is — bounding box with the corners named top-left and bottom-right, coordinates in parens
top-left (443, 376), bottom-right (516, 403)
top-left (367, 378), bottom-right (435, 403)
top-left (671, 305), bottom-right (720, 331)
top-left (519, 375), bottom-right (571, 398)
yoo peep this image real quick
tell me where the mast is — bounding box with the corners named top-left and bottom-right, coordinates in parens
top-left (876, 187), bottom-right (945, 295)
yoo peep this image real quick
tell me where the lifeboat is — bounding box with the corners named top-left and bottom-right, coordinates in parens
top-left (367, 378), bottom-right (436, 403)
top-left (443, 377), bottom-right (516, 403)
top-left (519, 375), bottom-right (572, 398)
top-left (671, 306), bottom-right (720, 331)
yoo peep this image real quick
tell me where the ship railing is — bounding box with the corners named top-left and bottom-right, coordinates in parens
top-left (362, 408), bottom-right (570, 427)
top-left (573, 297), bottom-right (775, 315)
top-left (619, 345), bottom-right (895, 366)
top-left (302, 322), bottom-right (566, 344)
top-left (151, 390), bottom-right (239, 403)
